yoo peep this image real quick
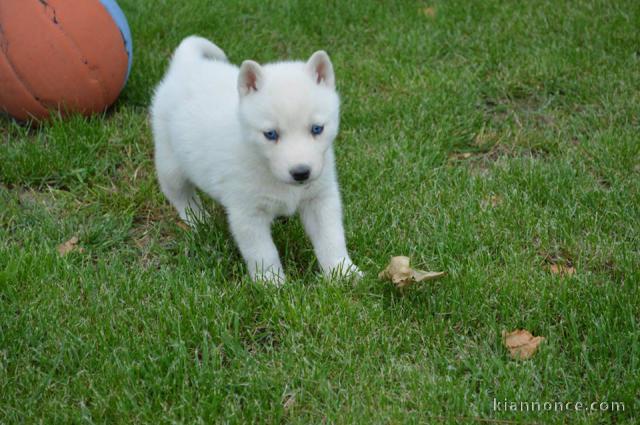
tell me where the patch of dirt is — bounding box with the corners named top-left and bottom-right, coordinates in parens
top-left (243, 323), bottom-right (281, 354)
top-left (480, 92), bottom-right (557, 130)
top-left (17, 187), bottom-right (61, 210)
top-left (540, 249), bottom-right (576, 276)
top-left (448, 92), bottom-right (558, 172)
top-left (127, 203), bottom-right (182, 269)
top-left (595, 258), bottom-right (626, 283)
top-left (447, 141), bottom-right (549, 173)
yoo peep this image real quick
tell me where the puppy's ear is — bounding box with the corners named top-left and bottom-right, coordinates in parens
top-left (238, 60), bottom-right (264, 97)
top-left (306, 51), bottom-right (335, 88)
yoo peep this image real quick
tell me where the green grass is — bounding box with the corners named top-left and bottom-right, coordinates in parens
top-left (1, 0), bottom-right (639, 423)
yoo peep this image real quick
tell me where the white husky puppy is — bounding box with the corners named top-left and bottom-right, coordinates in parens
top-left (150, 36), bottom-right (361, 283)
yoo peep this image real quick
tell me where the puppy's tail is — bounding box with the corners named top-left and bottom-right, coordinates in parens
top-left (172, 36), bottom-right (228, 67)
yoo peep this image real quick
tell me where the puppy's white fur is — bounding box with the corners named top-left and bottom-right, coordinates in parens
top-left (150, 36), bottom-right (360, 283)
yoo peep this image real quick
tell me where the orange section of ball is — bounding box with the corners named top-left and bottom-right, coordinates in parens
top-left (0, 0), bottom-right (129, 121)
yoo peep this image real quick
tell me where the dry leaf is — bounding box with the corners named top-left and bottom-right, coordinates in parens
top-left (379, 256), bottom-right (445, 289)
top-left (283, 393), bottom-right (296, 411)
top-left (481, 194), bottom-right (503, 209)
top-left (473, 128), bottom-right (500, 147)
top-left (176, 221), bottom-right (190, 231)
top-left (56, 236), bottom-right (84, 256)
top-left (134, 234), bottom-right (152, 250)
top-left (448, 152), bottom-right (474, 162)
top-left (549, 263), bottom-right (575, 276)
top-left (502, 329), bottom-right (545, 360)
top-left (421, 6), bottom-right (436, 17)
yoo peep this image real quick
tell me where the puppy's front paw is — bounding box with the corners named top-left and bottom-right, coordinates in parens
top-left (325, 258), bottom-right (363, 280)
top-left (251, 266), bottom-right (286, 286)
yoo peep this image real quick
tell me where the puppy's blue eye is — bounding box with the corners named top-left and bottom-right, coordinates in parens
top-left (311, 124), bottom-right (324, 136)
top-left (263, 130), bottom-right (279, 141)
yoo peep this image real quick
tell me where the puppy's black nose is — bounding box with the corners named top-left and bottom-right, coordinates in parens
top-left (290, 165), bottom-right (311, 182)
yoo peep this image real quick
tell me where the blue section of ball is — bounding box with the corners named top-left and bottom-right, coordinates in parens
top-left (98, 0), bottom-right (133, 83)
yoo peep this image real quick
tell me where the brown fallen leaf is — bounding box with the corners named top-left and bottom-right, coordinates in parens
top-left (421, 6), bottom-right (436, 17)
top-left (481, 194), bottom-right (503, 209)
top-left (283, 393), bottom-right (296, 411)
top-left (56, 236), bottom-right (84, 256)
top-left (176, 221), bottom-right (190, 231)
top-left (450, 152), bottom-right (473, 160)
top-left (549, 263), bottom-right (576, 276)
top-left (379, 256), bottom-right (445, 289)
top-left (502, 329), bottom-right (545, 360)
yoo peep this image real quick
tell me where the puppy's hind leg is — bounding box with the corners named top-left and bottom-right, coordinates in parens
top-left (154, 137), bottom-right (206, 226)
